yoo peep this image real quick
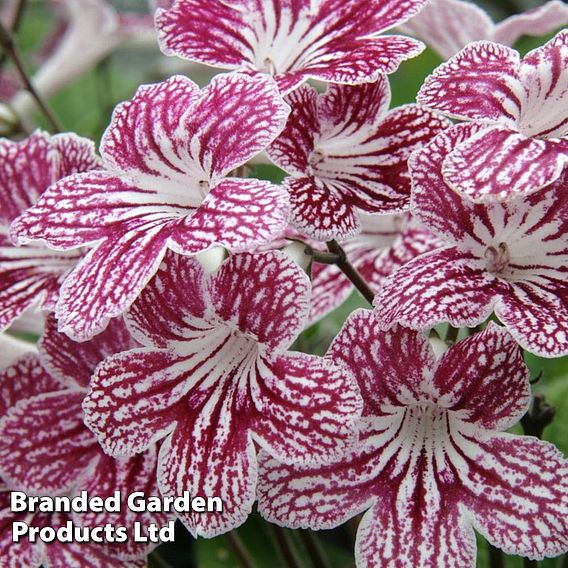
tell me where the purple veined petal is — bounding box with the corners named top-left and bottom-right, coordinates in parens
top-left (409, 122), bottom-right (496, 244)
top-left (285, 176), bottom-right (361, 240)
top-left (100, 74), bottom-right (202, 183)
top-left (10, 170), bottom-right (189, 250)
top-left (51, 132), bottom-right (101, 177)
top-left (76, 449), bottom-right (171, 560)
top-left (517, 30), bottom-right (568, 139)
top-left (354, 495), bottom-right (476, 568)
top-left (443, 126), bottom-right (568, 203)
top-left (169, 177), bottom-right (290, 255)
top-left (328, 309), bottom-right (435, 415)
top-left (496, 280), bottom-right (568, 358)
top-left (0, 390), bottom-right (100, 494)
top-left (267, 84), bottom-right (320, 175)
top-left (0, 354), bottom-right (61, 415)
top-left (400, 0), bottom-right (494, 59)
top-left (373, 247), bottom-right (501, 330)
top-left (493, 1), bottom-right (568, 48)
top-left (39, 314), bottom-right (136, 389)
top-left (417, 41), bottom-right (523, 125)
top-left (433, 323), bottom-right (530, 431)
top-left (458, 434), bottom-right (568, 560)
top-left (42, 512), bottom-right (148, 568)
top-left (257, 417), bottom-right (391, 531)
top-left (156, 0), bottom-right (427, 93)
top-left (0, 132), bottom-right (59, 225)
top-left (207, 251), bottom-right (310, 351)
top-left (83, 347), bottom-right (211, 457)
top-left (125, 251), bottom-right (207, 348)
top-left (0, 236), bottom-right (82, 332)
top-left (0, 333), bottom-right (35, 369)
top-left (250, 352), bottom-right (362, 466)
top-left (182, 72), bottom-right (290, 178)
top-left (157, 383), bottom-right (257, 538)
top-left (54, 219), bottom-right (172, 341)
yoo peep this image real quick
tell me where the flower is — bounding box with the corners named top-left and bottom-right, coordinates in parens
top-left (309, 214), bottom-right (443, 323)
top-left (11, 73), bottom-right (291, 341)
top-left (267, 78), bottom-right (450, 239)
top-left (417, 30), bottom-right (568, 202)
top-left (374, 123), bottom-right (568, 358)
top-left (0, 316), bottom-right (170, 562)
top-left (0, 131), bottom-right (99, 333)
top-left (82, 250), bottom-right (362, 537)
top-left (156, 0), bottom-right (428, 94)
top-left (258, 311), bottom-right (568, 567)
top-left (401, 0), bottom-right (568, 60)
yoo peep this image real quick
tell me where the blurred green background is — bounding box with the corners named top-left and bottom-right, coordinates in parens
top-left (1, 0), bottom-right (566, 566)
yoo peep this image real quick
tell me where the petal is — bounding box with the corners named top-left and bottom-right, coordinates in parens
top-left (0, 354), bottom-right (60, 414)
top-left (0, 132), bottom-right (58, 225)
top-left (208, 251), bottom-right (310, 350)
top-left (433, 323), bottom-right (530, 431)
top-left (285, 176), bottom-right (360, 240)
top-left (517, 30), bottom-right (568, 139)
top-left (496, 280), bottom-right (568, 358)
top-left (0, 333), bottom-right (35, 369)
top-left (158, 384), bottom-right (257, 537)
top-left (417, 41), bottom-right (522, 124)
top-left (0, 240), bottom-right (80, 332)
top-left (400, 0), bottom-right (494, 59)
top-left (355, 498), bottom-right (476, 568)
top-left (169, 177), bottom-right (290, 255)
top-left (0, 391), bottom-right (99, 493)
top-left (11, 170), bottom-right (188, 249)
top-left (156, 0), bottom-right (253, 69)
top-left (303, 34), bottom-right (425, 83)
top-left (460, 434), bottom-right (568, 560)
top-left (328, 309), bottom-right (435, 414)
top-left (183, 72), bottom-right (290, 177)
top-left (51, 132), bottom-right (101, 177)
top-left (100, 75), bottom-right (202, 185)
top-left (78, 449), bottom-right (170, 559)
top-left (125, 252), bottom-right (207, 348)
top-left (267, 84), bottom-right (319, 175)
top-left (374, 248), bottom-right (500, 330)
top-left (55, 220), bottom-right (170, 341)
top-left (251, 352), bottom-right (362, 465)
top-left (443, 126), bottom-right (567, 202)
top-left (39, 314), bottom-right (135, 389)
top-left (83, 348), bottom-right (187, 457)
top-left (493, 1), bottom-right (568, 49)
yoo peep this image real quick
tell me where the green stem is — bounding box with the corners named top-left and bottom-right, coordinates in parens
top-left (269, 524), bottom-right (303, 568)
top-left (298, 530), bottom-right (331, 568)
top-left (0, 20), bottom-right (62, 132)
top-left (487, 543), bottom-right (504, 568)
top-left (226, 531), bottom-right (255, 568)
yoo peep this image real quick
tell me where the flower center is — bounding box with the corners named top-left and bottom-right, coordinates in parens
top-left (484, 242), bottom-right (510, 274)
top-left (308, 149), bottom-right (325, 169)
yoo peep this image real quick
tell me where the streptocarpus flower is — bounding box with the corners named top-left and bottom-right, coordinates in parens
top-left (82, 251), bottom-right (362, 537)
top-left (0, 316), bottom-right (170, 561)
top-left (11, 73), bottom-right (291, 341)
top-left (417, 30), bottom-right (568, 202)
top-left (309, 214), bottom-right (443, 323)
top-left (258, 311), bottom-right (568, 566)
top-left (0, 131), bottom-right (98, 333)
top-left (156, 0), bottom-right (428, 94)
top-left (267, 79), bottom-right (450, 239)
top-left (374, 123), bottom-right (568, 358)
top-left (401, 0), bottom-right (568, 59)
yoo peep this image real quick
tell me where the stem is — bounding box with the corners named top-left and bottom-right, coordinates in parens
top-left (149, 550), bottom-right (173, 568)
top-left (521, 393), bottom-right (555, 439)
top-left (326, 240), bottom-right (375, 304)
top-left (226, 531), bottom-right (255, 568)
top-left (524, 559), bottom-right (538, 568)
top-left (269, 525), bottom-right (302, 568)
top-left (298, 530), bottom-right (331, 568)
top-left (487, 543), bottom-right (504, 568)
top-left (444, 325), bottom-right (459, 343)
top-left (0, 0), bottom-right (26, 71)
top-left (0, 20), bottom-right (62, 132)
